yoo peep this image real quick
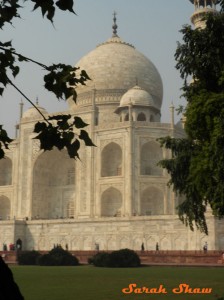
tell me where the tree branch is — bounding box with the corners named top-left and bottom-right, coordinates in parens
top-left (7, 78), bottom-right (50, 124)
top-left (0, 46), bottom-right (48, 70)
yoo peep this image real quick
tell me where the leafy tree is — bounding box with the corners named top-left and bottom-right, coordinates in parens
top-left (0, 0), bottom-right (94, 160)
top-left (159, 2), bottom-right (224, 234)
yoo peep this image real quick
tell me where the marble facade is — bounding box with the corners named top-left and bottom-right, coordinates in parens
top-left (0, 2), bottom-right (224, 251)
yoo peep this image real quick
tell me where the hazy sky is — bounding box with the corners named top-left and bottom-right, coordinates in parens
top-left (0, 0), bottom-right (194, 137)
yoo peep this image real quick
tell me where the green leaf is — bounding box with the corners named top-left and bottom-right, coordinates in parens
top-left (67, 139), bottom-right (80, 159)
top-left (12, 65), bottom-right (20, 77)
top-left (44, 64), bottom-right (90, 100)
top-left (80, 69), bottom-right (91, 80)
top-left (73, 117), bottom-right (89, 128)
top-left (0, 148), bottom-right (4, 159)
top-left (30, 0), bottom-right (57, 22)
top-left (62, 131), bottom-right (74, 142)
top-left (56, 0), bottom-right (77, 14)
top-left (48, 114), bottom-right (71, 121)
top-left (79, 130), bottom-right (95, 147)
top-left (0, 41), bottom-right (12, 47)
top-left (0, 126), bottom-right (13, 151)
top-left (33, 122), bottom-right (47, 133)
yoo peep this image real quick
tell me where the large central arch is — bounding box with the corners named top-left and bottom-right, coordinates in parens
top-left (32, 149), bottom-right (75, 219)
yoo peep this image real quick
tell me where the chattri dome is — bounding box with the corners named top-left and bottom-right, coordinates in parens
top-left (68, 25), bottom-right (163, 111)
top-left (22, 105), bottom-right (48, 121)
top-left (189, 0), bottom-right (216, 6)
top-left (119, 85), bottom-right (155, 107)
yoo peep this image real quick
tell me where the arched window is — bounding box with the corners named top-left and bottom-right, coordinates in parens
top-left (101, 143), bottom-right (122, 177)
top-left (67, 168), bottom-right (75, 185)
top-left (32, 149), bottom-right (75, 219)
top-left (66, 201), bottom-right (74, 218)
top-left (101, 187), bottom-right (122, 217)
top-left (137, 112), bottom-right (146, 121)
top-left (0, 196), bottom-right (10, 220)
top-left (140, 187), bottom-right (164, 215)
top-left (150, 115), bottom-right (154, 122)
top-left (124, 113), bottom-right (133, 121)
top-left (124, 113), bottom-right (129, 121)
top-left (140, 141), bottom-right (163, 175)
top-left (0, 157), bottom-right (12, 185)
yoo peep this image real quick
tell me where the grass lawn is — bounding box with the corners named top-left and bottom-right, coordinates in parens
top-left (11, 265), bottom-right (224, 300)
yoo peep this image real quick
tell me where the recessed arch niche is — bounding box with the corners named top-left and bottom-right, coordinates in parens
top-left (0, 157), bottom-right (12, 185)
top-left (140, 186), bottom-right (164, 215)
top-left (137, 112), bottom-right (146, 121)
top-left (124, 113), bottom-right (129, 121)
top-left (140, 141), bottom-right (163, 176)
top-left (101, 142), bottom-right (122, 177)
top-left (101, 187), bottom-right (122, 217)
top-left (0, 195), bottom-right (10, 220)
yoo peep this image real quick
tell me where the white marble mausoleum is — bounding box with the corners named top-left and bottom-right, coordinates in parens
top-left (0, 0), bottom-right (224, 251)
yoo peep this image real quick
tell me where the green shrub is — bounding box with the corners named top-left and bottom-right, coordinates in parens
top-left (108, 249), bottom-right (140, 268)
top-left (17, 251), bottom-right (41, 265)
top-left (91, 249), bottom-right (140, 268)
top-left (37, 253), bottom-right (57, 266)
top-left (91, 252), bottom-right (110, 267)
top-left (87, 257), bottom-right (94, 265)
top-left (37, 247), bottom-right (79, 266)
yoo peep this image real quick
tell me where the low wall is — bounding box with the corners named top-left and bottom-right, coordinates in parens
top-left (137, 250), bottom-right (224, 265)
top-left (64, 250), bottom-right (224, 265)
top-left (1, 250), bottom-right (223, 265)
top-left (0, 251), bottom-right (18, 264)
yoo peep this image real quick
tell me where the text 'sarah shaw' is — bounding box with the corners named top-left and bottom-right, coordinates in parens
top-left (122, 283), bottom-right (212, 294)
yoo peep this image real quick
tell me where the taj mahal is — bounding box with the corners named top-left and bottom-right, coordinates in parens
top-left (0, 0), bottom-right (224, 251)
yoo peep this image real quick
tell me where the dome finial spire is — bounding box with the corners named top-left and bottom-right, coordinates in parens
top-left (112, 11), bottom-right (118, 37)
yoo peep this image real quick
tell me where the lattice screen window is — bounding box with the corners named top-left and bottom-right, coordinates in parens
top-left (66, 201), bottom-right (74, 218)
top-left (67, 169), bottom-right (75, 185)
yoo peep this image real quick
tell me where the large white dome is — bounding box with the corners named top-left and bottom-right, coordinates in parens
top-left (68, 34), bottom-right (163, 111)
